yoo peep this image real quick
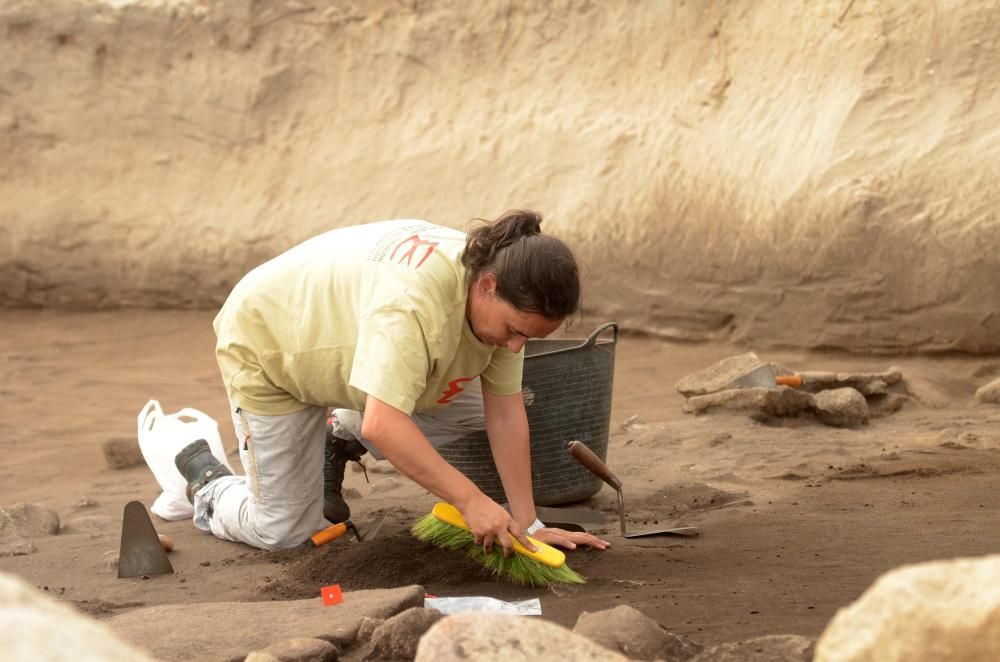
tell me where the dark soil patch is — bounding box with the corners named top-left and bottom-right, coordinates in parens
top-left (258, 529), bottom-right (554, 601)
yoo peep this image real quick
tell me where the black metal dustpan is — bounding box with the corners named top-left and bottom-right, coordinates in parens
top-left (567, 441), bottom-right (699, 538)
top-left (118, 501), bottom-right (174, 578)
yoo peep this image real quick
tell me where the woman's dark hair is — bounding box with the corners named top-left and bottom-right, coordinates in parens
top-left (462, 209), bottom-right (580, 319)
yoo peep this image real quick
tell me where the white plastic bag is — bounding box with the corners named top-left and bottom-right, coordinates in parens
top-left (137, 400), bottom-right (233, 521)
top-left (423, 597), bottom-right (542, 616)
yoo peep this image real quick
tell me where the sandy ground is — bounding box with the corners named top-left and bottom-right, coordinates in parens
top-left (2, 309), bottom-right (1000, 650)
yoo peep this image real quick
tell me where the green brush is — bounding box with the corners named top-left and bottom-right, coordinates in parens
top-left (411, 502), bottom-right (585, 587)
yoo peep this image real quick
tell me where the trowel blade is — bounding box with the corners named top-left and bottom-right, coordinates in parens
top-left (624, 526), bottom-right (700, 538)
top-left (360, 513), bottom-right (387, 541)
top-left (118, 501), bottom-right (173, 578)
top-left (728, 363), bottom-right (779, 389)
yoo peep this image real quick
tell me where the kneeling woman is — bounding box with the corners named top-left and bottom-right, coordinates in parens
top-left (176, 209), bottom-right (609, 555)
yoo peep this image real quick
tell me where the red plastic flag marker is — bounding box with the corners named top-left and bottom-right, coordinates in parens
top-left (321, 584), bottom-right (343, 606)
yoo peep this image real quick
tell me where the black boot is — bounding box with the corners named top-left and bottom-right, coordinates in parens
top-left (175, 439), bottom-right (232, 503)
top-left (323, 430), bottom-right (368, 523)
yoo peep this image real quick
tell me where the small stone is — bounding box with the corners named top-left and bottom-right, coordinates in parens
top-left (368, 459), bottom-right (399, 475)
top-left (103, 550), bottom-right (119, 571)
top-left (102, 437), bottom-right (145, 470)
top-left (72, 497), bottom-right (98, 510)
top-left (574, 604), bottom-right (703, 660)
top-left (974, 377), bottom-right (1000, 404)
top-left (812, 388), bottom-right (869, 427)
top-left (0, 503), bottom-right (60, 537)
top-left (622, 415), bottom-right (649, 431)
top-left (0, 536), bottom-right (38, 557)
top-left (367, 477), bottom-right (401, 494)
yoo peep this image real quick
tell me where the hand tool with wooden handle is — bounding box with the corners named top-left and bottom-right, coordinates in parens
top-left (567, 441), bottom-right (699, 538)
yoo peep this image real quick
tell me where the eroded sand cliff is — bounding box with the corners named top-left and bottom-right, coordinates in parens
top-left (2, 0), bottom-right (998, 352)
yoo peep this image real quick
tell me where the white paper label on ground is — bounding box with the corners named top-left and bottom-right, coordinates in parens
top-left (423, 596), bottom-right (542, 616)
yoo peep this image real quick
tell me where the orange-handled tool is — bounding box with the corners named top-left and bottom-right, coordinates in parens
top-left (310, 521), bottom-right (359, 547)
top-left (776, 374), bottom-right (803, 387)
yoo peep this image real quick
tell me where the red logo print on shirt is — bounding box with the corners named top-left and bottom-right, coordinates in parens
top-left (438, 376), bottom-right (475, 404)
top-left (391, 234), bottom-right (439, 269)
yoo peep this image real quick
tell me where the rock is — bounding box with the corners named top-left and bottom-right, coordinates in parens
top-left (367, 477), bottom-right (401, 494)
top-left (815, 555), bottom-right (1000, 662)
top-left (0, 502), bottom-right (60, 537)
top-left (0, 571), bottom-right (155, 661)
top-left (245, 637), bottom-right (339, 662)
top-left (357, 457), bottom-right (398, 474)
top-left (811, 388), bottom-right (869, 427)
top-left (796, 369), bottom-right (903, 396)
top-left (683, 387), bottom-right (815, 419)
top-left (675, 352), bottom-right (762, 396)
top-left (102, 437), bottom-right (145, 469)
top-left (416, 612), bottom-right (629, 661)
top-left (622, 415), bottom-right (649, 431)
top-left (690, 635), bottom-right (814, 661)
top-left (574, 604), bottom-right (703, 660)
top-left (369, 607), bottom-right (444, 659)
top-left (108, 585), bottom-right (424, 661)
top-left (355, 616), bottom-right (384, 643)
top-left (974, 377), bottom-right (1000, 404)
top-left (72, 497), bottom-right (98, 510)
top-left (0, 536), bottom-right (37, 557)
top-left (103, 550), bottom-right (119, 572)
top-left (867, 393), bottom-right (909, 418)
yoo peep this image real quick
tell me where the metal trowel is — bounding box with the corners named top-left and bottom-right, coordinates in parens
top-left (728, 363), bottom-right (802, 389)
top-left (118, 501), bottom-right (174, 578)
top-left (567, 441), bottom-right (699, 538)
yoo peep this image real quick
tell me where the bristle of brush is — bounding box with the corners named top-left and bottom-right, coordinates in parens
top-left (410, 514), bottom-right (586, 587)
top-left (467, 544), bottom-right (586, 586)
top-left (411, 513), bottom-right (472, 550)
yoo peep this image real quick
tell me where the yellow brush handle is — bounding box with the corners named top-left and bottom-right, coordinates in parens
top-left (431, 502), bottom-right (566, 569)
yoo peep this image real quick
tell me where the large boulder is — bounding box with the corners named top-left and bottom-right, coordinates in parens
top-left (0, 571), bottom-right (155, 662)
top-left (416, 612), bottom-right (628, 661)
top-left (815, 555), bottom-right (1000, 661)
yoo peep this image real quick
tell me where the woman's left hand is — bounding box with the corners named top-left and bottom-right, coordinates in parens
top-left (529, 527), bottom-right (610, 551)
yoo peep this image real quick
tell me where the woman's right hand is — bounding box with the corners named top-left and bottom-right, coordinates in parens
top-left (457, 492), bottom-right (536, 557)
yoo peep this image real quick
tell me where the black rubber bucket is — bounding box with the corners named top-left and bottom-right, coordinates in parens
top-left (438, 322), bottom-right (618, 506)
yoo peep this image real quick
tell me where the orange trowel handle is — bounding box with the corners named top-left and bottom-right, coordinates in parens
top-left (310, 522), bottom-right (349, 547)
top-left (776, 374), bottom-right (803, 387)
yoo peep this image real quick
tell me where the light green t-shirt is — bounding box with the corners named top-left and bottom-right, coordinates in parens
top-left (214, 220), bottom-right (524, 416)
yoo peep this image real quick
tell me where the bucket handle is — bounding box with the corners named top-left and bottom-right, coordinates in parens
top-left (583, 322), bottom-right (618, 348)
